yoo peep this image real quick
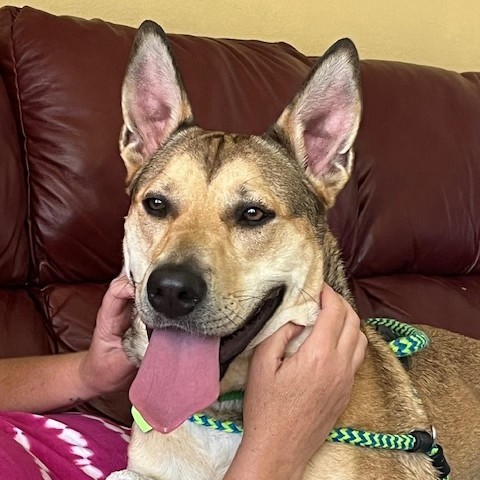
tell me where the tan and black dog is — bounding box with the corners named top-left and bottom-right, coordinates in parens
top-left (108, 21), bottom-right (480, 480)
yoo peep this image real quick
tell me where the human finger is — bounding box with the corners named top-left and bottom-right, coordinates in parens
top-left (97, 276), bottom-right (134, 336)
top-left (335, 301), bottom-right (361, 352)
top-left (300, 284), bottom-right (346, 351)
top-left (101, 276), bottom-right (134, 314)
top-left (351, 330), bottom-right (368, 373)
top-left (109, 274), bottom-right (135, 300)
top-left (252, 322), bottom-right (304, 371)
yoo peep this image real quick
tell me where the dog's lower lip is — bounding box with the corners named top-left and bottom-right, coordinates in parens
top-left (219, 285), bottom-right (285, 371)
top-left (147, 327), bottom-right (153, 340)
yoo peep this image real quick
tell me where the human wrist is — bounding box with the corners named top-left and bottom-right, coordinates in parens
top-left (77, 351), bottom-right (104, 399)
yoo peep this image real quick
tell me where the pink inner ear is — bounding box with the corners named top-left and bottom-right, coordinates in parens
top-left (127, 59), bottom-right (181, 157)
top-left (304, 104), bottom-right (350, 176)
top-left (132, 89), bottom-right (171, 157)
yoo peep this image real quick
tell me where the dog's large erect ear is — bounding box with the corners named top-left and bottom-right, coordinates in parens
top-left (120, 20), bottom-right (193, 185)
top-left (271, 39), bottom-right (361, 206)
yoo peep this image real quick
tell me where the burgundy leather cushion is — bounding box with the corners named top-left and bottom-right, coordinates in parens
top-left (0, 69), bottom-right (50, 358)
top-left (0, 290), bottom-right (52, 357)
top-left (0, 75), bottom-right (29, 285)
top-left (329, 61), bottom-right (480, 336)
top-left (332, 61), bottom-right (480, 278)
top-left (352, 275), bottom-right (480, 339)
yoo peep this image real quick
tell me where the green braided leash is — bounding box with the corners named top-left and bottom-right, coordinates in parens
top-left (186, 417), bottom-right (449, 478)
top-left (365, 317), bottom-right (430, 357)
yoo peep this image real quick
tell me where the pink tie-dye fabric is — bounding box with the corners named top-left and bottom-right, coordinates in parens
top-left (0, 412), bottom-right (130, 479)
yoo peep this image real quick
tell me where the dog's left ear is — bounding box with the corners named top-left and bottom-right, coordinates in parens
top-left (120, 20), bottom-right (194, 187)
top-left (271, 39), bottom-right (361, 207)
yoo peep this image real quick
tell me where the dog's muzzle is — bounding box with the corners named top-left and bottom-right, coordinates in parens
top-left (145, 264), bottom-right (285, 377)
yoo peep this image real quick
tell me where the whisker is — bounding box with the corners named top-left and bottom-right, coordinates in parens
top-left (298, 287), bottom-right (320, 307)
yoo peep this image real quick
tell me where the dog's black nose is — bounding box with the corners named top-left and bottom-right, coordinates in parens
top-left (147, 265), bottom-right (207, 318)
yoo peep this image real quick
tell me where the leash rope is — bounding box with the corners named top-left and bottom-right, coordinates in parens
top-left (187, 418), bottom-right (449, 479)
top-left (189, 413), bottom-right (244, 434)
top-left (189, 416), bottom-right (411, 447)
top-left (365, 317), bottom-right (430, 357)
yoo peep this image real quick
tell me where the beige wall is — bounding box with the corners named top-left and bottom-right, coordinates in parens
top-left (15, 1), bottom-right (480, 71)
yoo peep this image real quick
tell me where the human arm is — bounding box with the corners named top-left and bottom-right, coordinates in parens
top-left (225, 284), bottom-right (367, 480)
top-left (0, 275), bottom-right (136, 412)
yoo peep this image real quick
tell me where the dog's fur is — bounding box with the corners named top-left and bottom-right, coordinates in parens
top-left (108, 21), bottom-right (480, 480)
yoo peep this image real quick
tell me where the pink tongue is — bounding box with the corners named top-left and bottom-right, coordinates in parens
top-left (129, 329), bottom-right (220, 433)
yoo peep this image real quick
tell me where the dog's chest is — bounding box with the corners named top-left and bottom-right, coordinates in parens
top-left (188, 422), bottom-right (242, 476)
top-left (128, 421), bottom-right (242, 480)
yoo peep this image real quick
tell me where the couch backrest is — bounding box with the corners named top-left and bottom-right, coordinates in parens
top-left (1, 6), bottom-right (479, 422)
top-left (332, 61), bottom-right (480, 338)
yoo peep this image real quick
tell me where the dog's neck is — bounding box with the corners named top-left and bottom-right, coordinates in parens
top-left (321, 230), bottom-right (356, 306)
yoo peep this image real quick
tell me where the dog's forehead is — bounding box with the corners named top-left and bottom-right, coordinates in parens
top-left (177, 129), bottom-right (289, 180)
top-left (132, 127), bottom-right (322, 218)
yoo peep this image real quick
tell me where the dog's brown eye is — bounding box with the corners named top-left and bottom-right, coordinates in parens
top-left (243, 207), bottom-right (265, 222)
top-left (144, 197), bottom-right (168, 217)
top-left (237, 205), bottom-right (275, 227)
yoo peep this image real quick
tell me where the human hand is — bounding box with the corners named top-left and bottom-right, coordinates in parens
top-left (79, 274), bottom-right (137, 397)
top-left (236, 284), bottom-right (367, 480)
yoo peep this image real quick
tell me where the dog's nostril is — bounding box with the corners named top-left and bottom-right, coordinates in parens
top-left (178, 289), bottom-right (201, 303)
top-left (146, 265), bottom-right (207, 319)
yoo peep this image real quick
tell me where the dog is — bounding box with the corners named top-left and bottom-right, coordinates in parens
top-left (107, 20), bottom-right (480, 480)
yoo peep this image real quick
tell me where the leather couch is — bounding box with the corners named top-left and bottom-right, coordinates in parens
top-left (1, 6), bottom-right (479, 425)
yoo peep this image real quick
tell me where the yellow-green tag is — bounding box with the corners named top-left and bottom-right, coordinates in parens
top-left (131, 406), bottom-right (153, 433)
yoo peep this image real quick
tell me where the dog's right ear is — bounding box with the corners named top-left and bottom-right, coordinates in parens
top-left (120, 21), bottom-right (194, 186)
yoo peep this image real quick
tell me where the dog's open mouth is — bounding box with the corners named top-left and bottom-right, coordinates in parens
top-left (219, 285), bottom-right (285, 375)
top-left (145, 285), bottom-right (286, 371)
top-left (130, 285), bottom-right (285, 434)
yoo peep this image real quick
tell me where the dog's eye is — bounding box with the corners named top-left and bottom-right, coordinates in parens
top-left (237, 206), bottom-right (275, 227)
top-left (244, 207), bottom-right (264, 221)
top-left (143, 197), bottom-right (168, 217)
